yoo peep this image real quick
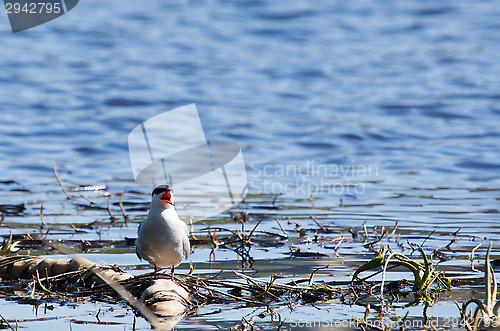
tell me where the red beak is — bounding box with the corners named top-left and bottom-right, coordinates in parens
top-left (159, 191), bottom-right (173, 204)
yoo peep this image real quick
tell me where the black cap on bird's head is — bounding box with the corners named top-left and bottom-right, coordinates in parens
top-left (152, 185), bottom-right (171, 196)
top-left (152, 185), bottom-right (173, 205)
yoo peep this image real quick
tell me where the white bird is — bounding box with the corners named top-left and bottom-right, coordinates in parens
top-left (136, 185), bottom-right (190, 280)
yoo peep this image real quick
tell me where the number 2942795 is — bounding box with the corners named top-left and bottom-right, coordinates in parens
top-left (5, 2), bottom-right (62, 14)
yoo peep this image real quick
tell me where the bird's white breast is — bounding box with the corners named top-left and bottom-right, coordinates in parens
top-left (136, 205), bottom-right (190, 268)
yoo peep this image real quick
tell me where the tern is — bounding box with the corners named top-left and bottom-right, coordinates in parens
top-left (136, 185), bottom-right (190, 280)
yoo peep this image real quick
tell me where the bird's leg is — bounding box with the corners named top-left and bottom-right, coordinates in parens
top-left (171, 266), bottom-right (174, 281)
top-left (154, 265), bottom-right (158, 280)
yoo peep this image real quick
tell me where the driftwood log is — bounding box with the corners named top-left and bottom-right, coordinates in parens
top-left (0, 256), bottom-right (131, 283)
top-left (0, 255), bottom-right (190, 328)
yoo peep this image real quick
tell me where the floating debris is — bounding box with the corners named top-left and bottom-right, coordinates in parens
top-left (457, 242), bottom-right (500, 331)
top-left (69, 185), bottom-right (107, 192)
top-left (352, 244), bottom-right (449, 302)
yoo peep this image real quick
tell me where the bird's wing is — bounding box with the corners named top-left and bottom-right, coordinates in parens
top-left (136, 221), bottom-right (144, 260)
top-left (183, 223), bottom-right (191, 259)
top-left (135, 246), bottom-right (142, 261)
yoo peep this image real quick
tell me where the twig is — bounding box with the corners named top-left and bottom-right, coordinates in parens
top-left (34, 269), bottom-right (51, 293)
top-left (445, 227), bottom-right (462, 250)
top-left (363, 302), bottom-right (370, 321)
top-left (308, 187), bottom-right (317, 201)
top-left (401, 311), bottom-right (409, 330)
top-left (235, 271), bottom-right (265, 291)
top-left (272, 193), bottom-right (283, 207)
top-left (52, 162), bottom-right (73, 201)
top-left (308, 265), bottom-right (329, 286)
top-left (421, 229), bottom-right (435, 247)
top-left (470, 240), bottom-right (483, 272)
top-left (274, 218), bottom-right (288, 238)
top-left (79, 194), bottom-right (95, 207)
top-left (380, 252), bottom-right (396, 298)
top-left (189, 216), bottom-right (196, 240)
top-left (356, 265), bottom-right (399, 282)
top-left (39, 203), bottom-right (46, 229)
top-left (118, 193), bottom-right (129, 224)
top-left (241, 316), bottom-right (255, 329)
top-left (0, 314), bottom-right (15, 331)
top-left (69, 223), bottom-right (85, 233)
top-left (262, 275), bottom-right (280, 300)
top-left (276, 311), bottom-right (285, 330)
top-left (96, 308), bottom-right (101, 323)
top-left (406, 239), bottom-right (418, 255)
top-left (234, 271), bottom-right (313, 292)
top-left (364, 227), bottom-right (389, 249)
top-left (334, 235), bottom-right (344, 251)
top-left (362, 223), bottom-right (368, 241)
top-left (206, 226), bottom-right (221, 248)
top-left (309, 215), bottom-right (327, 232)
top-left (391, 220), bottom-right (398, 237)
top-left (205, 285), bottom-right (262, 304)
top-left (30, 277), bottom-right (36, 298)
top-left (107, 199), bottom-right (116, 225)
top-left (248, 220), bottom-right (262, 239)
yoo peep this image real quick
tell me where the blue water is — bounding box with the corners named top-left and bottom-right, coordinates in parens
top-left (1, 0), bottom-right (500, 329)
